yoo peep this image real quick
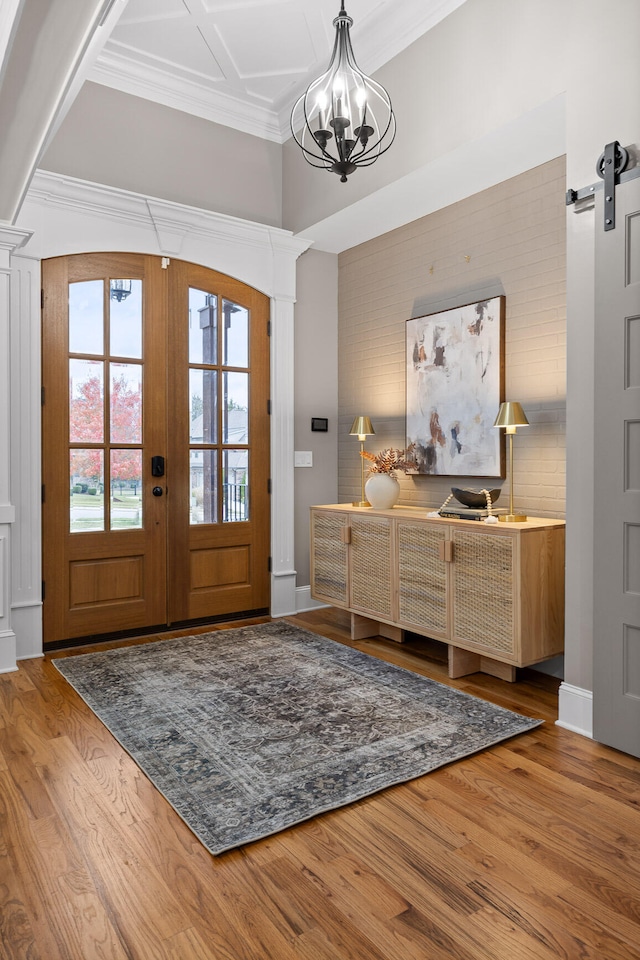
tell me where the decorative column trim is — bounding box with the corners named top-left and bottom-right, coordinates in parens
top-left (10, 256), bottom-right (42, 661)
top-left (0, 226), bottom-right (33, 267)
top-left (270, 293), bottom-right (297, 616)
top-left (0, 226), bottom-right (29, 672)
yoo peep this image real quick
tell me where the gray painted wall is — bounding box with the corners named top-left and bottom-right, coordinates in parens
top-left (293, 249), bottom-right (339, 588)
top-left (41, 82), bottom-right (283, 228)
top-left (283, 0), bottom-right (567, 236)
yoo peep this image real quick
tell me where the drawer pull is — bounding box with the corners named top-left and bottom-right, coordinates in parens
top-left (439, 540), bottom-right (454, 562)
top-left (340, 525), bottom-right (352, 544)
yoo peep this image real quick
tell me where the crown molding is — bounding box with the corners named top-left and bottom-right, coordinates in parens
top-left (25, 169), bottom-right (311, 263)
top-left (89, 0), bottom-right (469, 145)
top-left (90, 48), bottom-right (284, 143)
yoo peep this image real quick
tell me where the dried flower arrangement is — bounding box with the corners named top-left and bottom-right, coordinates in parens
top-left (361, 447), bottom-right (413, 476)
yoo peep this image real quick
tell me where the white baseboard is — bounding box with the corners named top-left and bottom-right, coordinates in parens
top-left (12, 601), bottom-right (43, 660)
top-left (270, 571), bottom-right (297, 617)
top-left (295, 586), bottom-right (328, 613)
top-left (556, 682), bottom-right (593, 739)
top-left (0, 628), bottom-right (17, 673)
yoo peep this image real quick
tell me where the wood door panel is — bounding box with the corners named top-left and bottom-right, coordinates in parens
top-left (191, 546), bottom-right (249, 590)
top-left (69, 556), bottom-right (144, 607)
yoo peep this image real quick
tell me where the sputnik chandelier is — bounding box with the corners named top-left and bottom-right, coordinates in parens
top-left (290, 2), bottom-right (396, 183)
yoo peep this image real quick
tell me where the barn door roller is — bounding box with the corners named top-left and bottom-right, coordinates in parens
top-left (566, 140), bottom-right (638, 231)
top-left (598, 141), bottom-right (628, 231)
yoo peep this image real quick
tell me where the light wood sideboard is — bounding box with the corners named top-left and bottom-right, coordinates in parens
top-left (310, 504), bottom-right (565, 682)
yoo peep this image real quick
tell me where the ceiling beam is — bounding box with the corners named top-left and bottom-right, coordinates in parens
top-left (0, 0), bottom-right (121, 224)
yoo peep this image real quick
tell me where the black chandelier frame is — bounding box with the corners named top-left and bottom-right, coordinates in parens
top-left (290, 2), bottom-right (396, 182)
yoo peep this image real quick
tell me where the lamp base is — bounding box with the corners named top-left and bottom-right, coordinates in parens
top-left (499, 513), bottom-right (527, 523)
top-left (352, 500), bottom-right (371, 507)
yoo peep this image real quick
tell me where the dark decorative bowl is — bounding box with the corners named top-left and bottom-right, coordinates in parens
top-left (451, 487), bottom-right (501, 509)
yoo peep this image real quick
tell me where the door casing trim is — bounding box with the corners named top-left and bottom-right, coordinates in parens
top-left (8, 170), bottom-right (311, 661)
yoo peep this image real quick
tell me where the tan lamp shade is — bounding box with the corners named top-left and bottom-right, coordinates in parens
top-left (493, 401), bottom-right (529, 430)
top-left (349, 416), bottom-right (375, 438)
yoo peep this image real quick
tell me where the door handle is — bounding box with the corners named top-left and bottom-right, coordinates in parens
top-left (151, 455), bottom-right (165, 477)
top-left (152, 486), bottom-right (164, 497)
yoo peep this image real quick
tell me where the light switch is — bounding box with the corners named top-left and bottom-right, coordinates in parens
top-left (294, 450), bottom-right (313, 467)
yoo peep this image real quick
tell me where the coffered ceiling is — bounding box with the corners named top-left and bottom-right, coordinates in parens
top-left (90, 0), bottom-right (468, 142)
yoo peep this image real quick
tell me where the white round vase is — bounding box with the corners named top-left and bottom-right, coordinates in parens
top-left (365, 473), bottom-right (400, 510)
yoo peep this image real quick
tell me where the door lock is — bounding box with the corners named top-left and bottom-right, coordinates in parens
top-left (151, 455), bottom-right (165, 477)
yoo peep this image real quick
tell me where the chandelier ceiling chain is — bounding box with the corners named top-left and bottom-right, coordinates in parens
top-left (290, 1), bottom-right (396, 182)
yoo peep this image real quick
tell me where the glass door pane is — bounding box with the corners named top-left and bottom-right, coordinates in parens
top-left (110, 449), bottom-right (143, 529)
top-left (222, 299), bottom-right (248, 367)
top-left (69, 359), bottom-right (104, 443)
top-left (70, 450), bottom-right (104, 532)
top-left (110, 279), bottom-right (142, 358)
top-left (223, 449), bottom-right (248, 521)
top-left (69, 280), bottom-right (103, 354)
top-left (189, 289), bottom-right (217, 363)
top-left (110, 363), bottom-right (142, 442)
top-left (190, 449), bottom-right (217, 524)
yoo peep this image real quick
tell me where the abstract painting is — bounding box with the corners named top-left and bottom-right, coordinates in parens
top-left (406, 297), bottom-right (505, 476)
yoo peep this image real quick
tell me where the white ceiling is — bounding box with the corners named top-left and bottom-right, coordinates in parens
top-left (89, 0), bottom-right (468, 142)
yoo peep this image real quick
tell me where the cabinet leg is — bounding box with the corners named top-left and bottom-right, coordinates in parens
top-left (351, 613), bottom-right (380, 640)
top-left (350, 614), bottom-right (405, 643)
top-left (379, 623), bottom-right (404, 643)
top-left (447, 647), bottom-right (517, 682)
top-left (448, 646), bottom-right (481, 678)
top-left (480, 658), bottom-right (517, 682)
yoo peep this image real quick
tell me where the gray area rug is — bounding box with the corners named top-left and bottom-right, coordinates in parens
top-left (54, 620), bottom-right (542, 855)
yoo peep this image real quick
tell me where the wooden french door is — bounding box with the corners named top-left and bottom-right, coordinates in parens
top-left (42, 253), bottom-right (270, 645)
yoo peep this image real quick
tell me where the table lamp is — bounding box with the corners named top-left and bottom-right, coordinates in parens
top-left (349, 416), bottom-right (375, 506)
top-left (493, 401), bottom-right (529, 522)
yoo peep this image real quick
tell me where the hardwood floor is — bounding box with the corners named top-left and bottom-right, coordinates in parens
top-left (1, 607), bottom-right (640, 959)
